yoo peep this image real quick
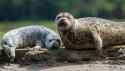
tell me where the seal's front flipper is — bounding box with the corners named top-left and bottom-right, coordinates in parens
top-left (91, 30), bottom-right (106, 58)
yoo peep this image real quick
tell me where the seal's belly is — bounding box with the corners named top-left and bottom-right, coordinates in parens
top-left (62, 32), bottom-right (95, 49)
top-left (16, 37), bottom-right (36, 48)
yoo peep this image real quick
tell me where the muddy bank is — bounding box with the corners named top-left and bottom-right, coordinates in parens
top-left (0, 46), bottom-right (125, 71)
top-left (0, 46), bottom-right (125, 64)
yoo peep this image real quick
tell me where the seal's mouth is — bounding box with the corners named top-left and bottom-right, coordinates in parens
top-left (57, 20), bottom-right (68, 31)
top-left (58, 21), bottom-right (67, 27)
top-left (50, 43), bottom-right (60, 50)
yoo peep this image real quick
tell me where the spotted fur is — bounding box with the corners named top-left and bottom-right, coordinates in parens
top-left (55, 12), bottom-right (125, 57)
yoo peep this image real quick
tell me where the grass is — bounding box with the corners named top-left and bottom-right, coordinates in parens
top-left (0, 20), bottom-right (57, 40)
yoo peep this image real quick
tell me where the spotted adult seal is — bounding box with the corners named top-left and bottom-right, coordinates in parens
top-left (55, 12), bottom-right (125, 57)
top-left (1, 25), bottom-right (61, 62)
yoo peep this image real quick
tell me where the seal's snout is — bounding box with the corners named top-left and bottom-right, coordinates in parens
top-left (60, 18), bottom-right (67, 21)
top-left (54, 41), bottom-right (60, 47)
top-left (57, 18), bottom-right (69, 31)
top-left (58, 19), bottom-right (67, 27)
top-left (50, 39), bottom-right (61, 49)
top-left (51, 44), bottom-right (59, 49)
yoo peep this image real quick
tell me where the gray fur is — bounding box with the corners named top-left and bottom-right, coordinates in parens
top-left (1, 25), bottom-right (61, 61)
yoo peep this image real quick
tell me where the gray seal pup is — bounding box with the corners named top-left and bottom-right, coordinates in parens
top-left (1, 25), bottom-right (61, 62)
top-left (55, 12), bottom-right (125, 57)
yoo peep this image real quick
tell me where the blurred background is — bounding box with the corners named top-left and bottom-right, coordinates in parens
top-left (0, 0), bottom-right (125, 39)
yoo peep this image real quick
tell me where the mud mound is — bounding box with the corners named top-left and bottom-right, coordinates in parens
top-left (0, 46), bottom-right (125, 71)
top-left (0, 46), bottom-right (125, 65)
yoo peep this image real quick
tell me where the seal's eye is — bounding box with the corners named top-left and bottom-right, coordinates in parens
top-left (56, 39), bottom-right (61, 45)
top-left (49, 39), bottom-right (53, 42)
top-left (66, 16), bottom-right (72, 20)
top-left (56, 39), bottom-right (60, 43)
top-left (56, 16), bottom-right (61, 20)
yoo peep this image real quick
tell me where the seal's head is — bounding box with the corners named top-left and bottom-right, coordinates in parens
top-left (55, 12), bottom-right (75, 31)
top-left (45, 34), bottom-right (61, 49)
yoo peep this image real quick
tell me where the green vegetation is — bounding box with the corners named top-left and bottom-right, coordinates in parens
top-left (0, 0), bottom-right (125, 21)
top-left (0, 21), bottom-right (57, 40)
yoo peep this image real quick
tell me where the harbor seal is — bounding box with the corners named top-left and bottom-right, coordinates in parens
top-left (1, 25), bottom-right (61, 62)
top-left (55, 12), bottom-right (125, 57)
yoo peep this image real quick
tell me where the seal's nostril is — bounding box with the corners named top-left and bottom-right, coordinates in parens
top-left (61, 18), bottom-right (66, 21)
top-left (60, 19), bottom-right (64, 22)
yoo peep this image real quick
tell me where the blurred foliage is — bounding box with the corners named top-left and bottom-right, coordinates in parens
top-left (0, 0), bottom-right (125, 21)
